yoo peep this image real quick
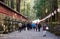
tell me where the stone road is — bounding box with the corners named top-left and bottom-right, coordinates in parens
top-left (0, 28), bottom-right (60, 39)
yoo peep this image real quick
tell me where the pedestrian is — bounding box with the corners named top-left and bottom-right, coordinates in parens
top-left (27, 22), bottom-right (31, 30)
top-left (42, 21), bottom-right (47, 37)
top-left (37, 22), bottom-right (41, 32)
top-left (35, 23), bottom-right (38, 31)
top-left (43, 26), bottom-right (46, 37)
top-left (22, 21), bottom-right (26, 31)
top-left (18, 23), bottom-right (22, 32)
top-left (31, 23), bottom-right (36, 31)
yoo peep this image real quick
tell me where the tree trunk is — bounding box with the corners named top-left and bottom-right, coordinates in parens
top-left (0, 0), bottom-right (4, 2)
top-left (16, 0), bottom-right (20, 12)
top-left (11, 0), bottom-right (14, 9)
top-left (3, 0), bottom-right (7, 4)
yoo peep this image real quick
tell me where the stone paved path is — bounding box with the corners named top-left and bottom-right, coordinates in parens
top-left (0, 28), bottom-right (60, 39)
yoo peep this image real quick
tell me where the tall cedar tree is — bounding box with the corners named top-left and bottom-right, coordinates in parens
top-left (16, 0), bottom-right (20, 12)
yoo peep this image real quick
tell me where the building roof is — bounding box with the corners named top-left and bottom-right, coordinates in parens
top-left (0, 1), bottom-right (27, 20)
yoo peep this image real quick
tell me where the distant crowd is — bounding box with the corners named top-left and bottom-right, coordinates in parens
top-left (18, 21), bottom-right (41, 32)
top-left (18, 21), bottom-right (49, 37)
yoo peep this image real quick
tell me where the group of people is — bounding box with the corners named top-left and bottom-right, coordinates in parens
top-left (31, 22), bottom-right (41, 32)
top-left (18, 21), bottom-right (42, 32)
top-left (18, 21), bottom-right (49, 37)
top-left (18, 21), bottom-right (32, 32)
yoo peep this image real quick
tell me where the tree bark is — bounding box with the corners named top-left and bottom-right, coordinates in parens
top-left (16, 0), bottom-right (20, 12)
top-left (11, 0), bottom-right (14, 9)
top-left (0, 0), bottom-right (4, 2)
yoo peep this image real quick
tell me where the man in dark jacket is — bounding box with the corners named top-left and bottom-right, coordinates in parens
top-left (38, 23), bottom-right (41, 32)
top-left (27, 22), bottom-right (31, 30)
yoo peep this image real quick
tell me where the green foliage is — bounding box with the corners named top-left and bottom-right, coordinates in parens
top-left (33, 0), bottom-right (45, 18)
top-left (48, 22), bottom-right (60, 36)
top-left (33, 0), bottom-right (55, 18)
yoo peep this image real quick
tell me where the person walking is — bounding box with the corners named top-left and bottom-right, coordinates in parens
top-left (27, 22), bottom-right (31, 30)
top-left (31, 23), bottom-right (36, 31)
top-left (35, 23), bottom-right (38, 31)
top-left (18, 23), bottom-right (22, 32)
top-left (42, 21), bottom-right (47, 37)
top-left (37, 22), bottom-right (41, 32)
